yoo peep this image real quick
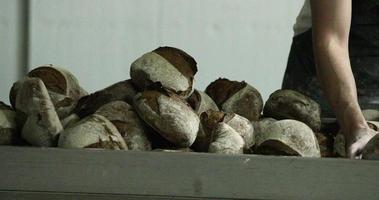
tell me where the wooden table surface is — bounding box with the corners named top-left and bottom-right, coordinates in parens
top-left (0, 146), bottom-right (378, 200)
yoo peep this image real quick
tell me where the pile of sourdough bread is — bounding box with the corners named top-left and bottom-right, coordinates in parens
top-left (1, 46), bottom-right (378, 159)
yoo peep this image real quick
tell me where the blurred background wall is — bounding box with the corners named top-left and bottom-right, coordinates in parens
top-left (0, 0), bottom-right (304, 104)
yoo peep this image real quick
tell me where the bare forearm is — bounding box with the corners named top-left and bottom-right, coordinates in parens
top-left (311, 0), bottom-right (367, 137)
top-left (310, 0), bottom-right (377, 158)
top-left (313, 40), bottom-right (367, 134)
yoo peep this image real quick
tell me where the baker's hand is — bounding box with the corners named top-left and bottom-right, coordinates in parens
top-left (346, 127), bottom-right (378, 159)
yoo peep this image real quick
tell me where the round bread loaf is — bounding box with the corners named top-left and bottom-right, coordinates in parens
top-left (252, 118), bottom-right (277, 147)
top-left (15, 77), bottom-right (63, 147)
top-left (95, 101), bottom-right (152, 151)
top-left (255, 119), bottom-right (321, 157)
top-left (194, 110), bottom-right (225, 152)
top-left (0, 103), bottom-right (18, 145)
top-left (133, 90), bottom-right (200, 147)
top-left (198, 110), bottom-right (254, 152)
top-left (263, 89), bottom-right (321, 132)
top-left (58, 114), bottom-right (127, 149)
top-left (362, 133), bottom-right (379, 160)
top-left (208, 122), bottom-right (245, 155)
top-left (61, 113), bottom-right (80, 129)
top-left (26, 65), bottom-right (87, 119)
top-left (205, 78), bottom-right (263, 121)
top-left (130, 46), bottom-right (197, 98)
top-left (188, 90), bottom-right (219, 152)
top-left (74, 79), bottom-right (138, 118)
top-left (187, 89), bottom-right (219, 115)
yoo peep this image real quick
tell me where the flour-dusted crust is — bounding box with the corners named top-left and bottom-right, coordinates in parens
top-left (134, 90), bottom-right (199, 147)
top-left (58, 114), bottom-right (127, 149)
top-left (15, 77), bottom-right (63, 147)
top-left (252, 118), bottom-right (277, 147)
top-left (27, 65), bottom-right (88, 119)
top-left (187, 90), bottom-right (219, 115)
top-left (195, 110), bottom-right (226, 152)
top-left (61, 113), bottom-right (80, 129)
top-left (263, 89), bottom-right (321, 132)
top-left (223, 113), bottom-right (255, 148)
top-left (208, 122), bottom-right (244, 155)
top-left (74, 79), bottom-right (138, 118)
top-left (130, 47), bottom-right (197, 98)
top-left (96, 101), bottom-right (152, 151)
top-left (0, 109), bottom-right (17, 145)
top-left (205, 78), bottom-right (263, 121)
top-left (256, 120), bottom-right (321, 158)
top-left (197, 110), bottom-right (254, 152)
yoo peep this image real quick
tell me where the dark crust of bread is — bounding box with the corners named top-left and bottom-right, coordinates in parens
top-left (205, 78), bottom-right (246, 106)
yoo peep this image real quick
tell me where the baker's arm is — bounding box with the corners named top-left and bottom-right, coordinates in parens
top-left (310, 0), bottom-right (377, 158)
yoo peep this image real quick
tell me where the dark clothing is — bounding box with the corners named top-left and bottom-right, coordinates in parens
top-left (282, 0), bottom-right (379, 117)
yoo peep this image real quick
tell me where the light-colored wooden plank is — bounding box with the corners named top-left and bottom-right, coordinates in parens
top-left (0, 146), bottom-right (378, 200)
top-left (0, 191), bottom-right (230, 200)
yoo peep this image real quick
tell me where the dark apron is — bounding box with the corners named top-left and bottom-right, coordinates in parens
top-left (282, 0), bottom-right (379, 117)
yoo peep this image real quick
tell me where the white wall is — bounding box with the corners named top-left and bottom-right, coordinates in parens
top-left (1, 0), bottom-right (304, 104)
top-left (0, 0), bottom-right (26, 104)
